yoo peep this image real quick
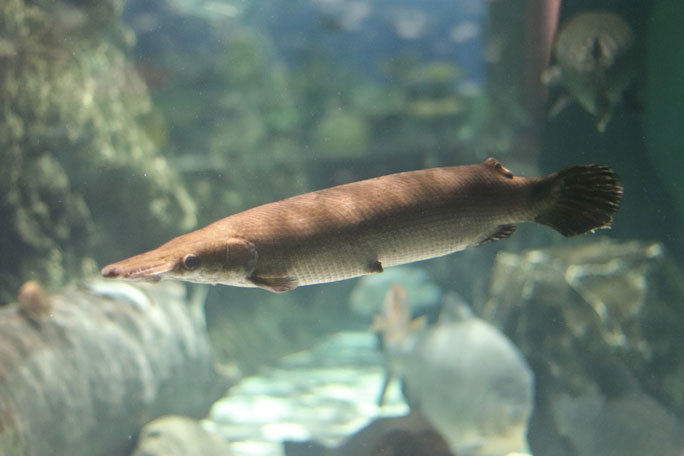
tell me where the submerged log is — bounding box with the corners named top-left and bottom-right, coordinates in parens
top-left (0, 279), bottom-right (232, 456)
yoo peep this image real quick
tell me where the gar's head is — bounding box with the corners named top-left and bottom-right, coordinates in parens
top-left (100, 234), bottom-right (257, 286)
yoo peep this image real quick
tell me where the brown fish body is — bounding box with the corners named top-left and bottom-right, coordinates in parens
top-left (101, 158), bottom-right (622, 292)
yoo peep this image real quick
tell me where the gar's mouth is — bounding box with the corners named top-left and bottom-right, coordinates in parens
top-left (101, 261), bottom-right (174, 281)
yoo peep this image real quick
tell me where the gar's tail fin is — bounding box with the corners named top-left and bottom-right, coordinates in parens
top-left (535, 164), bottom-right (623, 236)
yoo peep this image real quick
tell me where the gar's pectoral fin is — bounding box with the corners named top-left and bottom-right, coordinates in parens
top-left (225, 237), bottom-right (298, 292)
top-left (249, 274), bottom-right (299, 293)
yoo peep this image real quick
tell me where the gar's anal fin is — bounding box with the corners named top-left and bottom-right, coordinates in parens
top-left (475, 224), bottom-right (516, 247)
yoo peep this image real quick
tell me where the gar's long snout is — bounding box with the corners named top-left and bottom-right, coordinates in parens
top-left (100, 254), bottom-right (173, 281)
top-left (101, 265), bottom-right (123, 278)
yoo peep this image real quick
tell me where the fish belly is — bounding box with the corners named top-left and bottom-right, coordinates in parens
top-left (251, 199), bottom-right (518, 287)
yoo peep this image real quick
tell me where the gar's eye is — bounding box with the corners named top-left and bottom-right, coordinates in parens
top-left (182, 254), bottom-right (200, 270)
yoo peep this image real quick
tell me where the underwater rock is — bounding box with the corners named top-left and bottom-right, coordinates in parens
top-left (0, 279), bottom-right (231, 456)
top-left (480, 239), bottom-right (684, 449)
top-left (16, 281), bottom-right (52, 325)
top-left (132, 415), bottom-right (233, 456)
top-left (550, 357), bottom-right (684, 456)
top-left (283, 410), bottom-right (454, 456)
top-left (368, 425), bottom-right (454, 456)
top-left (375, 286), bottom-right (534, 456)
top-left (553, 390), bottom-right (684, 456)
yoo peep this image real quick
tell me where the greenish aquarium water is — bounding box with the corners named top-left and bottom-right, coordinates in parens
top-left (1, 0), bottom-right (683, 455)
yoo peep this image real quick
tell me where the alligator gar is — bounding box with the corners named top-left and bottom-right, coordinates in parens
top-left (101, 158), bottom-right (623, 292)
